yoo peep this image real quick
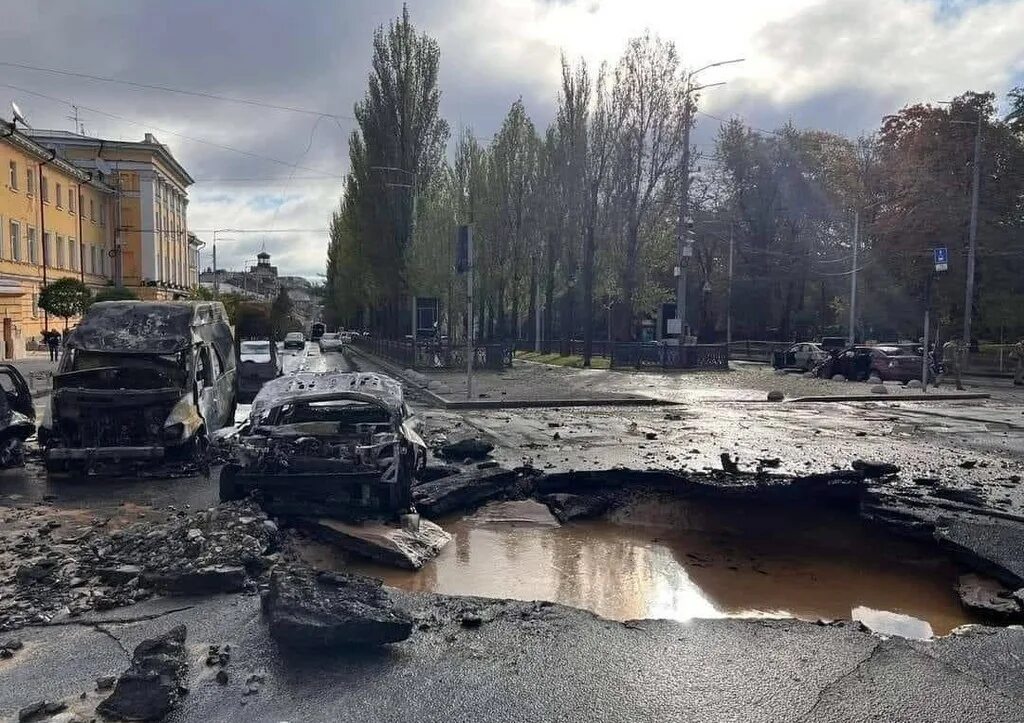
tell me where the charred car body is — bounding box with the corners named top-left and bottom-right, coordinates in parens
top-left (219, 372), bottom-right (426, 520)
top-left (40, 301), bottom-right (237, 473)
top-left (0, 364), bottom-right (36, 466)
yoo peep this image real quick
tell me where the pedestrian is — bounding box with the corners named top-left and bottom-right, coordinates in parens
top-left (941, 338), bottom-right (965, 391)
top-left (1011, 339), bottom-right (1024, 387)
top-left (45, 329), bottom-right (61, 362)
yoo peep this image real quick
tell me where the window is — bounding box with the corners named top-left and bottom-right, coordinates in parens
top-left (41, 176), bottom-right (49, 202)
top-left (79, 193), bottom-right (85, 217)
top-left (68, 238), bottom-right (77, 271)
top-left (27, 228), bottom-right (36, 265)
top-left (69, 190), bottom-right (76, 214)
top-left (99, 200), bottom-right (106, 227)
top-left (89, 199), bottom-right (95, 221)
top-left (10, 221), bottom-right (20, 262)
top-left (26, 169), bottom-right (34, 196)
top-left (31, 293), bottom-right (38, 319)
top-left (56, 183), bottom-right (63, 208)
top-left (43, 232), bottom-right (51, 267)
top-left (56, 235), bottom-right (65, 269)
top-left (8, 160), bottom-right (17, 190)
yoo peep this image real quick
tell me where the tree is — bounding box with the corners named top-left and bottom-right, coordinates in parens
top-left (39, 278), bottom-right (92, 330)
top-left (94, 287), bottom-right (139, 303)
top-left (270, 289), bottom-right (294, 340)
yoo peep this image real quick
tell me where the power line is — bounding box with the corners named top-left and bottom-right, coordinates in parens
top-left (0, 83), bottom-right (343, 177)
top-left (192, 176), bottom-right (343, 183)
top-left (0, 60), bottom-right (356, 120)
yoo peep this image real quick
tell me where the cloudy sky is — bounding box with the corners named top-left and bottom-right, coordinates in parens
top-left (2, 0), bottom-right (1022, 279)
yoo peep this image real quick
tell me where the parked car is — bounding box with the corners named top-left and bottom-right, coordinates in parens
top-left (283, 331), bottom-right (306, 350)
top-left (237, 339), bottom-right (283, 403)
top-left (310, 322), bottom-right (326, 342)
top-left (318, 332), bottom-right (343, 352)
top-left (218, 371), bottom-right (427, 520)
top-left (815, 345), bottom-right (926, 383)
top-left (39, 301), bottom-right (237, 474)
top-left (773, 342), bottom-right (829, 371)
top-left (340, 331), bottom-right (354, 344)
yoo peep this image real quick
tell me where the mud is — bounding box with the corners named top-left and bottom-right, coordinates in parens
top-left (339, 495), bottom-right (982, 639)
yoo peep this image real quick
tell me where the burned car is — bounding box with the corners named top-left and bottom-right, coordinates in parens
top-left (0, 364), bottom-right (36, 466)
top-left (39, 301), bottom-right (237, 474)
top-left (219, 371), bottom-right (426, 520)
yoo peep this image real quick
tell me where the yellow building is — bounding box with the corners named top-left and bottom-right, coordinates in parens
top-left (0, 120), bottom-right (115, 356)
top-left (27, 130), bottom-right (196, 302)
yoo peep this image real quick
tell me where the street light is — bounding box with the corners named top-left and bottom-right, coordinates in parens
top-left (675, 58), bottom-right (744, 343)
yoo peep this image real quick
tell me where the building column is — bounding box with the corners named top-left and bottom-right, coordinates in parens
top-left (139, 172), bottom-right (158, 282)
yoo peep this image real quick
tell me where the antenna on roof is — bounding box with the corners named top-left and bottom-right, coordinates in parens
top-left (10, 101), bottom-right (30, 129)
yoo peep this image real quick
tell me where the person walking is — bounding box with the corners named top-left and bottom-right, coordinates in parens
top-left (44, 329), bottom-right (61, 363)
top-left (1011, 339), bottom-right (1024, 387)
top-left (942, 338), bottom-right (965, 391)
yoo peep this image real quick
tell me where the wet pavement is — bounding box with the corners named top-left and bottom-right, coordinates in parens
top-left (4, 343), bottom-right (1024, 720)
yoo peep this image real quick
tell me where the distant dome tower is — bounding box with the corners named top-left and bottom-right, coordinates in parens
top-left (257, 250), bottom-right (271, 267)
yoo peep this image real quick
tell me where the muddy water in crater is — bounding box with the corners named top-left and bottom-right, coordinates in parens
top-left (338, 496), bottom-right (980, 639)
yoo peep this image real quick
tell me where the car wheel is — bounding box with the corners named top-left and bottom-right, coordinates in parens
top-left (219, 463), bottom-right (244, 502)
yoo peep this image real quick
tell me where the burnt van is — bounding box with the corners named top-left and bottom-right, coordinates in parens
top-left (39, 301), bottom-right (237, 474)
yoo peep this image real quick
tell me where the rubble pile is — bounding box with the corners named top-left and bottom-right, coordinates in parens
top-left (97, 624), bottom-right (189, 721)
top-left (262, 564), bottom-right (413, 648)
top-left (0, 502), bottom-right (278, 632)
top-left (80, 501), bottom-right (279, 596)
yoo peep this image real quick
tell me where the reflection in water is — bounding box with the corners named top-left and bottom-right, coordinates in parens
top-left (338, 496), bottom-right (980, 639)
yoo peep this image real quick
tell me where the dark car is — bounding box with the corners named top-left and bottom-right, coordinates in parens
top-left (0, 364), bottom-right (36, 466)
top-left (283, 332), bottom-right (306, 350)
top-left (218, 371), bottom-right (427, 520)
top-left (237, 339), bottom-right (282, 403)
top-left (816, 345), bottom-right (926, 383)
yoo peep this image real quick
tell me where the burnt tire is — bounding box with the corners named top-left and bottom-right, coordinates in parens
top-left (219, 463), bottom-right (243, 502)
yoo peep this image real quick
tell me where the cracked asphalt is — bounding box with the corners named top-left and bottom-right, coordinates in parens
top-left (3, 347), bottom-right (1024, 721)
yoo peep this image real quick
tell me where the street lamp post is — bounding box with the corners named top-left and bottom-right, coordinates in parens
top-left (675, 58), bottom-right (743, 343)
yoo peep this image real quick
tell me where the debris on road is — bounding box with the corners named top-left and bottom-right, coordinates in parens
top-left (413, 466), bottom-right (524, 517)
top-left (96, 624), bottom-right (188, 721)
top-left (956, 574), bottom-right (1024, 621)
top-left (436, 436), bottom-right (494, 460)
top-left (851, 459), bottom-right (901, 478)
top-left (262, 565), bottom-right (413, 648)
top-left (540, 493), bottom-right (609, 523)
top-left (302, 517), bottom-right (451, 570)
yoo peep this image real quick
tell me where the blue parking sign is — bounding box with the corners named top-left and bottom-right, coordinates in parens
top-left (934, 247), bottom-right (948, 271)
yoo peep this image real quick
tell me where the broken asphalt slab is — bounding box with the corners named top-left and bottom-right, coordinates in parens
top-left (413, 466), bottom-right (525, 517)
top-left (4, 592), bottom-right (1024, 722)
top-left (263, 566), bottom-right (413, 649)
top-left (301, 518), bottom-right (451, 570)
top-left (96, 624), bottom-right (188, 721)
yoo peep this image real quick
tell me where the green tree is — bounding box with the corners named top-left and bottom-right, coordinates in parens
top-left (94, 287), bottom-right (139, 303)
top-left (39, 278), bottom-right (92, 330)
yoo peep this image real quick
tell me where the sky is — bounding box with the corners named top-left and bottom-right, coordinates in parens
top-left (1, 0), bottom-right (1022, 279)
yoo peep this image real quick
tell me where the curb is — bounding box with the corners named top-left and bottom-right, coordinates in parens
top-left (788, 392), bottom-right (990, 403)
top-left (347, 345), bottom-right (678, 410)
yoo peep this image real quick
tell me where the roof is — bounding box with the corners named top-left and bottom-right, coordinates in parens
top-left (250, 372), bottom-right (404, 420)
top-left (1, 121), bottom-right (112, 189)
top-left (66, 301), bottom-right (224, 354)
top-left (25, 128), bottom-right (195, 186)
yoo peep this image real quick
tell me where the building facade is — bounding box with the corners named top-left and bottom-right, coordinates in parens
top-left (26, 130), bottom-right (196, 302)
top-left (0, 121), bottom-right (116, 355)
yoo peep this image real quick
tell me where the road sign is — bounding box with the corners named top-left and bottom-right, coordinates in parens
top-left (934, 247), bottom-right (948, 272)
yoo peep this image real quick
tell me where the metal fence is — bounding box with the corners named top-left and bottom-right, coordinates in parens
top-left (351, 337), bottom-right (512, 370)
top-left (609, 343), bottom-right (729, 370)
top-left (727, 340), bottom-right (794, 363)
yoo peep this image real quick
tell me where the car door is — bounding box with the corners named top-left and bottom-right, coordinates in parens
top-left (195, 345), bottom-right (219, 432)
top-left (792, 344), bottom-right (808, 368)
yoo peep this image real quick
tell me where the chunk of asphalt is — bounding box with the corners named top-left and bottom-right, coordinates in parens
top-left (97, 624), bottom-right (188, 722)
top-left (262, 565), bottom-right (413, 649)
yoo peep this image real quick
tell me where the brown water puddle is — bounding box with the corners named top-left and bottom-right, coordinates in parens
top-left (332, 496), bottom-right (981, 639)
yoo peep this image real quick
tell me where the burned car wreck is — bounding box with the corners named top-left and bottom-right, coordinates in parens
top-left (39, 301), bottom-right (237, 474)
top-left (0, 363), bottom-right (36, 466)
top-left (219, 372), bottom-right (426, 520)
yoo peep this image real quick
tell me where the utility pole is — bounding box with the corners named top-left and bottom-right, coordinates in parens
top-left (726, 221), bottom-right (734, 348)
top-left (962, 110), bottom-right (982, 349)
top-left (673, 58), bottom-right (743, 343)
top-left (848, 210), bottom-right (859, 347)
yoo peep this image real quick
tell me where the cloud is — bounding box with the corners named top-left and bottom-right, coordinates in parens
top-left (1, 0), bottom-right (1020, 278)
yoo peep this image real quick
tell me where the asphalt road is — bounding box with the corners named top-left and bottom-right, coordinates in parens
top-left (3, 344), bottom-right (1024, 721)
top-left (4, 593), bottom-right (1023, 722)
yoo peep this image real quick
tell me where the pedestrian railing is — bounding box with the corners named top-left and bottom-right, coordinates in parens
top-left (727, 340), bottom-right (793, 363)
top-left (513, 339), bottom-right (612, 358)
top-left (351, 337), bottom-right (512, 371)
top-left (609, 342), bottom-right (729, 371)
